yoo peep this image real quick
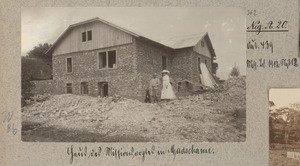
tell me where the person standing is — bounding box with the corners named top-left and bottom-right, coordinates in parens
top-left (161, 70), bottom-right (176, 101)
top-left (149, 73), bottom-right (160, 103)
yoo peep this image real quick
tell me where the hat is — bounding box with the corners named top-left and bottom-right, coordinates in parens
top-left (161, 70), bottom-right (170, 74)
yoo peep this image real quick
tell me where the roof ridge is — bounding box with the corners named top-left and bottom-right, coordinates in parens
top-left (158, 32), bottom-right (207, 40)
top-left (46, 17), bottom-right (211, 53)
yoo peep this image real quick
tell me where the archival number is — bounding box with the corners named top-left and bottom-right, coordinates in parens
top-left (247, 20), bottom-right (288, 34)
top-left (2, 111), bottom-right (18, 135)
top-left (247, 39), bottom-right (274, 53)
top-left (247, 9), bottom-right (257, 17)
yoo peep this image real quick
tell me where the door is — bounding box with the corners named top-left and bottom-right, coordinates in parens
top-left (98, 82), bottom-right (108, 97)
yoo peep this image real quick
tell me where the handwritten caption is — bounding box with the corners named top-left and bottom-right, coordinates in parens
top-left (247, 58), bottom-right (299, 70)
top-left (247, 9), bottom-right (257, 17)
top-left (2, 111), bottom-right (18, 135)
top-left (246, 9), bottom-right (290, 55)
top-left (247, 20), bottom-right (288, 35)
top-left (67, 145), bottom-right (215, 164)
top-left (247, 39), bottom-right (273, 53)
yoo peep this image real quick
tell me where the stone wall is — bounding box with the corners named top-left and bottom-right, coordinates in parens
top-left (34, 37), bottom-right (213, 100)
top-left (171, 48), bottom-right (193, 83)
top-left (135, 38), bottom-right (172, 97)
top-left (31, 80), bottom-right (55, 95)
top-left (52, 43), bottom-right (141, 98)
top-left (135, 38), bottom-right (198, 95)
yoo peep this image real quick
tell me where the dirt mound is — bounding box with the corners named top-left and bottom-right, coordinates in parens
top-left (22, 77), bottom-right (247, 142)
top-left (202, 76), bottom-right (246, 117)
top-left (22, 91), bottom-right (246, 142)
top-left (214, 76), bottom-right (246, 92)
top-left (22, 94), bottom-right (145, 123)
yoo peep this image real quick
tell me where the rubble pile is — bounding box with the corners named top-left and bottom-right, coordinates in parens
top-left (25, 93), bottom-right (51, 104)
top-left (203, 76), bottom-right (246, 116)
top-left (22, 77), bottom-right (246, 142)
top-left (22, 94), bottom-right (145, 123)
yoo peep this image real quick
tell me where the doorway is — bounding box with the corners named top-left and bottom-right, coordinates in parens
top-left (98, 82), bottom-right (108, 97)
top-left (80, 82), bottom-right (88, 94)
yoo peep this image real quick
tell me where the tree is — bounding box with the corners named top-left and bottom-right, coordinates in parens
top-left (21, 43), bottom-right (52, 106)
top-left (229, 64), bottom-right (240, 77)
top-left (27, 43), bottom-right (52, 67)
top-left (21, 57), bottom-right (35, 106)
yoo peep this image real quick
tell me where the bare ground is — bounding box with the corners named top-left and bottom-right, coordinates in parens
top-left (22, 94), bottom-right (245, 142)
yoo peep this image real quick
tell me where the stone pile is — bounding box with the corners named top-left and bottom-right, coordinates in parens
top-left (201, 76), bottom-right (246, 117)
top-left (22, 77), bottom-right (246, 142)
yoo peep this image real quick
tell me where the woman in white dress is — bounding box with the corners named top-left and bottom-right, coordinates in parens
top-left (161, 70), bottom-right (177, 101)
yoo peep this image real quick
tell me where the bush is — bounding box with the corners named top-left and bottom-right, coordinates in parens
top-left (21, 57), bottom-right (35, 106)
top-left (229, 65), bottom-right (240, 77)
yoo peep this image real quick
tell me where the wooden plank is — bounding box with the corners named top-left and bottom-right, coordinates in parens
top-left (193, 38), bottom-right (212, 58)
top-left (53, 21), bottom-right (133, 55)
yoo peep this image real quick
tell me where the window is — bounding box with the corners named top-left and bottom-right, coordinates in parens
top-left (98, 82), bottom-right (108, 97)
top-left (81, 82), bottom-right (88, 94)
top-left (98, 52), bottom-right (107, 68)
top-left (82, 32), bottom-right (86, 42)
top-left (108, 51), bottom-right (116, 68)
top-left (87, 30), bottom-right (92, 41)
top-left (201, 41), bottom-right (205, 47)
top-left (98, 50), bottom-right (117, 69)
top-left (162, 56), bottom-right (167, 70)
top-left (66, 83), bottom-right (72, 94)
top-left (205, 59), bottom-right (207, 65)
top-left (66, 57), bottom-right (72, 73)
top-left (82, 30), bottom-right (92, 42)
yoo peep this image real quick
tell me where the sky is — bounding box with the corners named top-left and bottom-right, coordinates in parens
top-left (269, 89), bottom-right (300, 108)
top-left (22, 7), bottom-right (246, 80)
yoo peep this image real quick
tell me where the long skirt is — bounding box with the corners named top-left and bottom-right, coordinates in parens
top-left (161, 83), bottom-right (176, 100)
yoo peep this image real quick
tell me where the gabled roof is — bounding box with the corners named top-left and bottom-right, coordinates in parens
top-left (158, 32), bottom-right (207, 49)
top-left (46, 17), bottom-right (216, 58)
top-left (157, 32), bottom-right (216, 58)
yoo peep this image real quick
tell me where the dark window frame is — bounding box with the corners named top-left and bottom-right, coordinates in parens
top-left (98, 82), bottom-right (109, 97)
top-left (98, 50), bottom-right (117, 69)
top-left (66, 57), bottom-right (73, 73)
top-left (87, 30), bottom-right (92, 41)
top-left (162, 56), bottom-right (167, 70)
top-left (82, 32), bottom-right (86, 42)
top-left (201, 41), bottom-right (205, 47)
top-left (80, 82), bottom-right (89, 95)
top-left (66, 83), bottom-right (72, 94)
top-left (82, 30), bottom-right (92, 42)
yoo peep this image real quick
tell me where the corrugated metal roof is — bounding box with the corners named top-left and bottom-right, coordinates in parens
top-left (157, 32), bottom-right (207, 49)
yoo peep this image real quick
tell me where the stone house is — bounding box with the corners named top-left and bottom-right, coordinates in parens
top-left (44, 17), bottom-right (217, 100)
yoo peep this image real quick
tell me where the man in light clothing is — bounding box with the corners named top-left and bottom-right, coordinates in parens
top-left (149, 73), bottom-right (160, 103)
